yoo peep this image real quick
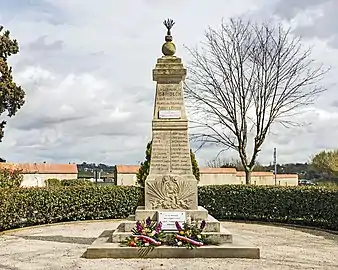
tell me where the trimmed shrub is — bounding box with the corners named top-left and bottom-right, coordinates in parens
top-left (0, 186), bottom-right (142, 231)
top-left (45, 178), bottom-right (61, 187)
top-left (60, 179), bottom-right (94, 187)
top-left (198, 185), bottom-right (338, 230)
top-left (0, 185), bottom-right (337, 231)
top-left (0, 168), bottom-right (23, 188)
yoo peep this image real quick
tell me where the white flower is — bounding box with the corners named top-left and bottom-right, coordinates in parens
top-left (197, 235), bottom-right (201, 239)
top-left (150, 230), bottom-right (156, 236)
top-left (177, 241), bottom-right (182, 246)
top-left (144, 242), bottom-right (149, 247)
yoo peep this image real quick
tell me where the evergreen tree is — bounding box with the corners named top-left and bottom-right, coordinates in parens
top-left (0, 25), bottom-right (25, 141)
top-left (137, 140), bottom-right (200, 187)
top-left (136, 141), bottom-right (152, 187)
top-left (190, 149), bottom-right (200, 181)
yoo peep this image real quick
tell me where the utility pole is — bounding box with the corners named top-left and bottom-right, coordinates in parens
top-left (273, 148), bottom-right (277, 185)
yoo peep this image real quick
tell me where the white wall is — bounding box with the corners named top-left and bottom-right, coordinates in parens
top-left (199, 173), bottom-right (240, 186)
top-left (116, 173), bottom-right (137, 186)
top-left (21, 173), bottom-right (78, 187)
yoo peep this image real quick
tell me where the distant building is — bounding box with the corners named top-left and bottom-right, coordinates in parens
top-left (114, 165), bottom-right (139, 186)
top-left (0, 163), bottom-right (78, 187)
top-left (114, 165), bottom-right (298, 186)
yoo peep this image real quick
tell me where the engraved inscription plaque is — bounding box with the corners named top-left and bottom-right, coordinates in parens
top-left (170, 131), bottom-right (191, 173)
top-left (155, 84), bottom-right (183, 113)
top-left (159, 110), bottom-right (181, 119)
top-left (158, 211), bottom-right (186, 231)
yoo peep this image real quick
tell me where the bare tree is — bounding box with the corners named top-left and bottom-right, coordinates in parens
top-left (206, 157), bottom-right (235, 168)
top-left (185, 18), bottom-right (328, 184)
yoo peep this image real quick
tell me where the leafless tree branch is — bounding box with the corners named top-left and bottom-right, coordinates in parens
top-left (185, 18), bottom-right (329, 184)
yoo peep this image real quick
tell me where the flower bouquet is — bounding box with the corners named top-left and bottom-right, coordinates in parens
top-left (121, 217), bottom-right (165, 257)
top-left (169, 220), bottom-right (207, 249)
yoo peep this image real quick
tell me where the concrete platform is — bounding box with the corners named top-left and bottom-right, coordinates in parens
top-left (85, 229), bottom-right (260, 259)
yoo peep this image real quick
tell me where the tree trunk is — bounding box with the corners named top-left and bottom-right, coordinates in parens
top-left (245, 169), bottom-right (252, 185)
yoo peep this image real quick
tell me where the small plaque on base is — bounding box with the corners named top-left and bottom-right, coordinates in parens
top-left (158, 211), bottom-right (186, 231)
top-left (158, 110), bottom-right (181, 119)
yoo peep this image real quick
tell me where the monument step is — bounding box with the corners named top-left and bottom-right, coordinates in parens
top-left (85, 229), bottom-right (259, 259)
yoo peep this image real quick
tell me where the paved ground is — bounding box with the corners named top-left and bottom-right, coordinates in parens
top-left (0, 220), bottom-right (337, 270)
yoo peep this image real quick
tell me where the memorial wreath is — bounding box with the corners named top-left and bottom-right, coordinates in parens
top-left (121, 217), bottom-right (208, 257)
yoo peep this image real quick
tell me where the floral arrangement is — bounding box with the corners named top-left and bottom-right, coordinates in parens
top-left (122, 217), bottom-right (208, 256)
top-left (122, 217), bottom-right (165, 248)
top-left (169, 220), bottom-right (207, 249)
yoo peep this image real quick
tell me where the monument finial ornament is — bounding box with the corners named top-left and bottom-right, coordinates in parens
top-left (163, 18), bottom-right (175, 37)
top-left (162, 18), bottom-right (176, 56)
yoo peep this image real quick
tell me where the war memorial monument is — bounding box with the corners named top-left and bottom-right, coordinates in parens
top-left (85, 19), bottom-right (260, 259)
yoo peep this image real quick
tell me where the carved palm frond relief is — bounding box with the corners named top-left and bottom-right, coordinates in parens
top-left (176, 180), bottom-right (195, 201)
top-left (146, 175), bottom-right (194, 210)
top-left (146, 180), bottom-right (167, 202)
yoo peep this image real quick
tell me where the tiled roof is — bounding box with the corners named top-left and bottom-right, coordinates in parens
top-left (199, 167), bottom-right (237, 174)
top-left (115, 165), bottom-right (140, 173)
top-left (0, 163), bottom-right (78, 174)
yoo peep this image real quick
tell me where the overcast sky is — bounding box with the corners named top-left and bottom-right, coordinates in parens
top-left (0, 0), bottom-right (337, 166)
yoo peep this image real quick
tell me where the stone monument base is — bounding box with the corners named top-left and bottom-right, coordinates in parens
top-left (84, 206), bottom-right (260, 259)
top-left (84, 232), bottom-right (260, 259)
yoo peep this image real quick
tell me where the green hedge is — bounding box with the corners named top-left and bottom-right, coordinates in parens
top-left (60, 179), bottom-right (94, 187)
top-left (0, 186), bottom-right (142, 231)
top-left (45, 178), bottom-right (94, 187)
top-left (198, 185), bottom-right (338, 230)
top-left (0, 185), bottom-right (337, 232)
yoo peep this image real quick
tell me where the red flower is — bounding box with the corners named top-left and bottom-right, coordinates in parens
top-left (129, 241), bottom-right (136, 247)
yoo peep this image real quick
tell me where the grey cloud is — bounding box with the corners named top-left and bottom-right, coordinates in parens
top-left (26, 35), bottom-right (64, 52)
top-left (11, 115), bottom-right (87, 131)
top-left (274, 0), bottom-right (338, 48)
top-left (274, 0), bottom-right (330, 19)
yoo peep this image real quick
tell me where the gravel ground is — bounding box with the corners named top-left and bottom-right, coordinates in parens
top-left (0, 220), bottom-right (337, 270)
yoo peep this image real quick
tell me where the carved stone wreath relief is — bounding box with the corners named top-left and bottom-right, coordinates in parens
top-left (146, 175), bottom-right (194, 210)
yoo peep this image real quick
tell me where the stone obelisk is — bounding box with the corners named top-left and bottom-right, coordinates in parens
top-left (86, 19), bottom-right (259, 260)
top-left (144, 19), bottom-right (198, 212)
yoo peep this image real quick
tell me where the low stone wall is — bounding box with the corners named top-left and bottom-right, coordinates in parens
top-left (115, 165), bottom-right (299, 186)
